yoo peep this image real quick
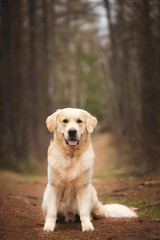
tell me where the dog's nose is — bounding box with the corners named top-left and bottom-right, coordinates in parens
top-left (68, 128), bottom-right (77, 137)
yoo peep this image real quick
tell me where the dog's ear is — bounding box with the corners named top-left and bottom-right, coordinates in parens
top-left (85, 111), bottom-right (97, 133)
top-left (46, 109), bottom-right (61, 132)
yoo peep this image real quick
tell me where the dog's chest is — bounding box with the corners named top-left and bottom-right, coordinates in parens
top-left (57, 157), bottom-right (83, 183)
top-left (48, 145), bottom-right (94, 185)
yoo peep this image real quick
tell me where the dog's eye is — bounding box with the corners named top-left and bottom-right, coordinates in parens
top-left (77, 119), bottom-right (82, 123)
top-left (63, 119), bottom-right (68, 123)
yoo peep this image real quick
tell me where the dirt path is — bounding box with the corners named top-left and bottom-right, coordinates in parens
top-left (93, 133), bottom-right (116, 176)
top-left (0, 170), bottom-right (160, 240)
top-left (0, 133), bottom-right (160, 240)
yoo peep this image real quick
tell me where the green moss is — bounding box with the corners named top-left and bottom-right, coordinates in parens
top-left (144, 205), bottom-right (160, 219)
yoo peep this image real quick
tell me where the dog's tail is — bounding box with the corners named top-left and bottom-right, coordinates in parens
top-left (92, 202), bottom-right (137, 218)
top-left (91, 187), bottom-right (137, 218)
top-left (103, 204), bottom-right (137, 218)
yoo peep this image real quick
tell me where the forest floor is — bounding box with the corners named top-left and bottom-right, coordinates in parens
top-left (0, 133), bottom-right (160, 240)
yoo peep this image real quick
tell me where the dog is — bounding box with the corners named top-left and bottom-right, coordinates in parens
top-left (42, 108), bottom-right (137, 232)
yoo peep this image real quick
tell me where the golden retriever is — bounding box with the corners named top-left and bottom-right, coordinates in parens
top-left (42, 108), bottom-right (137, 232)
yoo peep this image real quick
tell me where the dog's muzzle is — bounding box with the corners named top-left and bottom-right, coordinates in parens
top-left (65, 128), bottom-right (79, 146)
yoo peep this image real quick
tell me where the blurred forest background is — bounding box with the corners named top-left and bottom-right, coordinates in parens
top-left (0, 0), bottom-right (160, 172)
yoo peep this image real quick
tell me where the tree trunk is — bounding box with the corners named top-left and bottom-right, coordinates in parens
top-left (0, 0), bottom-right (14, 164)
top-left (138, 0), bottom-right (160, 167)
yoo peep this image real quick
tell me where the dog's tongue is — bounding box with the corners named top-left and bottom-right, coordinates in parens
top-left (68, 140), bottom-right (78, 146)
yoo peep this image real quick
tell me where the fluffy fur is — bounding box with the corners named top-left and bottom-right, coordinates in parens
top-left (42, 108), bottom-right (137, 232)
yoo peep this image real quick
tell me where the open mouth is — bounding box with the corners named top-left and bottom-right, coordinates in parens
top-left (65, 139), bottom-right (79, 146)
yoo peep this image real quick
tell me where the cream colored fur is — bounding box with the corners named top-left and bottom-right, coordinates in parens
top-left (42, 108), bottom-right (137, 232)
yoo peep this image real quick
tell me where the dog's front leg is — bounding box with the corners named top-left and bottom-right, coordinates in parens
top-left (43, 183), bottom-right (61, 232)
top-left (76, 184), bottom-right (94, 232)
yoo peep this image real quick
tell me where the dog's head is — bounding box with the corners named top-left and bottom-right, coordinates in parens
top-left (46, 108), bottom-right (97, 147)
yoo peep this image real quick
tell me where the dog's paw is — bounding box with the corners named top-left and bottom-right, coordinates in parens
top-left (44, 218), bottom-right (56, 232)
top-left (81, 219), bottom-right (94, 232)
